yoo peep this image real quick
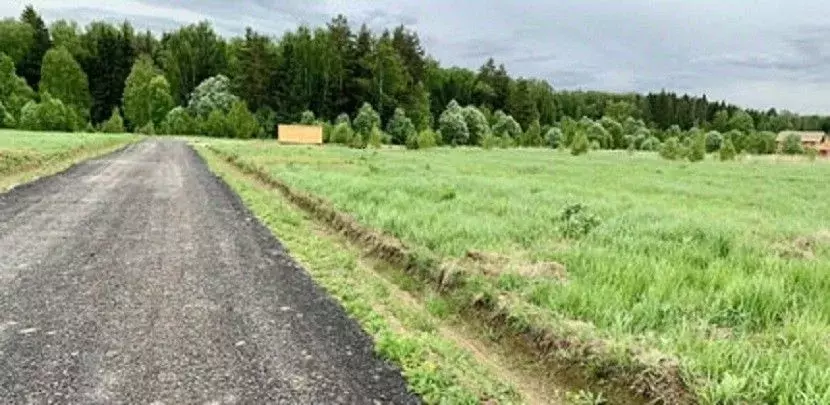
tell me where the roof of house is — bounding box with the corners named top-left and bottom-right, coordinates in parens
top-left (776, 131), bottom-right (827, 143)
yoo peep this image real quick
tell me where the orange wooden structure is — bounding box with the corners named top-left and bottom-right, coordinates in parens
top-left (277, 125), bottom-right (323, 145)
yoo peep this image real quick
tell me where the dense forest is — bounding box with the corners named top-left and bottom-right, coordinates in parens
top-left (1, 5), bottom-right (829, 151)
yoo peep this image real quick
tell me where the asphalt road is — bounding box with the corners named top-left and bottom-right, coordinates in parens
top-left (0, 140), bottom-right (418, 404)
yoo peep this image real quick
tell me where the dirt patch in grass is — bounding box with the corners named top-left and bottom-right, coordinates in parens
top-left (463, 250), bottom-right (569, 282)
top-left (774, 229), bottom-right (830, 260)
top-left (205, 144), bottom-right (694, 405)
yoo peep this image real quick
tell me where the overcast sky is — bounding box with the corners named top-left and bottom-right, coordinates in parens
top-left (2, 0), bottom-right (828, 114)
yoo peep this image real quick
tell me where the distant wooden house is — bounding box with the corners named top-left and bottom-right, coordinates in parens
top-left (277, 125), bottom-right (323, 145)
top-left (776, 131), bottom-right (830, 156)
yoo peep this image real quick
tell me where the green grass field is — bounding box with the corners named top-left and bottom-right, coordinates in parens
top-left (0, 130), bottom-right (137, 188)
top-left (205, 139), bottom-right (830, 403)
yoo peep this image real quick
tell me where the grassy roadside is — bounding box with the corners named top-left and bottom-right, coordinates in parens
top-left (0, 131), bottom-right (139, 191)
top-left (196, 144), bottom-right (531, 404)
top-left (196, 143), bottom-right (649, 405)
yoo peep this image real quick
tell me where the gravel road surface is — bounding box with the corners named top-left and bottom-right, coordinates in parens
top-left (0, 140), bottom-right (418, 404)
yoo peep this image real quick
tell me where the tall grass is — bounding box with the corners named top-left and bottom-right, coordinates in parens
top-left (209, 140), bottom-right (830, 403)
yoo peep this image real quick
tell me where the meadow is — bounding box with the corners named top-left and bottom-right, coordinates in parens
top-left (0, 130), bottom-right (137, 188)
top-left (205, 139), bottom-right (830, 404)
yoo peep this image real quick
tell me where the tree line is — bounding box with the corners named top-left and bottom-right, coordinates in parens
top-left (1, 5), bottom-right (828, 150)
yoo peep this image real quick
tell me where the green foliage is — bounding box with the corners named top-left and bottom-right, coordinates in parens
top-left (586, 121), bottom-right (612, 148)
top-left (19, 92), bottom-right (79, 132)
top-left (0, 52), bottom-right (35, 120)
top-left (705, 131), bottom-right (723, 153)
top-left (558, 203), bottom-right (601, 239)
top-left (160, 21), bottom-right (228, 104)
top-left (99, 107), bottom-right (125, 133)
top-left (806, 146), bottom-right (819, 161)
top-left (0, 19), bottom-right (34, 64)
top-left (570, 130), bottom-right (589, 156)
top-left (187, 74), bottom-right (239, 118)
top-left (0, 102), bottom-right (13, 128)
top-left (386, 107), bottom-right (417, 145)
top-left (299, 109), bottom-right (316, 125)
top-left (226, 100), bottom-right (260, 139)
top-left (640, 136), bottom-right (661, 151)
top-left (491, 110), bottom-right (522, 139)
top-left (546, 127), bottom-right (563, 148)
top-left (782, 134), bottom-right (804, 155)
top-left (255, 106), bottom-right (277, 138)
top-left (160, 106), bottom-right (198, 135)
top-left (405, 129), bottom-right (438, 150)
top-left (712, 110), bottom-right (730, 132)
top-left (438, 100), bottom-right (469, 146)
top-left (17, 6), bottom-right (51, 90)
top-left (744, 131), bottom-right (777, 154)
top-left (719, 138), bottom-right (736, 161)
top-left (728, 110), bottom-right (755, 133)
top-left (518, 120), bottom-right (543, 147)
top-left (461, 105), bottom-right (490, 145)
top-left (124, 56), bottom-right (174, 128)
top-left (330, 122), bottom-right (355, 145)
top-left (353, 102), bottom-right (381, 138)
top-left (40, 46), bottom-right (91, 116)
top-left (137, 121), bottom-right (156, 135)
top-left (202, 109), bottom-right (232, 137)
top-left (367, 126), bottom-right (384, 148)
top-left (660, 137), bottom-right (682, 160)
top-left (687, 129), bottom-right (707, 162)
top-left (600, 116), bottom-right (624, 148)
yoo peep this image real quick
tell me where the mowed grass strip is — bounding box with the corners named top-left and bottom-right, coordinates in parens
top-left (196, 145), bottom-right (535, 404)
top-left (0, 129), bottom-right (138, 190)
top-left (206, 139), bottom-right (830, 404)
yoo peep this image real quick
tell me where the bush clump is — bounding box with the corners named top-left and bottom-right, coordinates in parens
top-left (660, 137), bottom-right (682, 160)
top-left (570, 131), bottom-right (589, 156)
top-left (558, 203), bottom-right (601, 239)
top-left (405, 129), bottom-right (438, 150)
top-left (99, 107), bottom-right (125, 133)
top-left (719, 138), bottom-right (737, 161)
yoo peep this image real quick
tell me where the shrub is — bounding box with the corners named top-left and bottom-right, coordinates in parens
top-left (640, 136), bottom-right (661, 151)
top-left (19, 93), bottom-right (79, 132)
top-left (202, 109), bottom-right (233, 138)
top-left (367, 126), bottom-right (384, 148)
top-left (254, 106), bottom-right (277, 138)
top-left (0, 102), bottom-right (12, 128)
top-left (406, 129), bottom-right (438, 150)
top-left (99, 107), bottom-right (125, 133)
top-left (226, 100), bottom-right (259, 139)
top-left (161, 106), bottom-right (198, 135)
top-left (570, 131), bottom-right (589, 156)
top-left (492, 110), bottom-right (522, 139)
top-left (438, 100), bottom-right (469, 146)
top-left (705, 131), bottom-right (723, 153)
top-left (546, 127), bottom-right (563, 148)
top-left (353, 102), bottom-right (381, 138)
top-left (299, 109), bottom-right (316, 125)
top-left (461, 105), bottom-right (490, 145)
top-left (660, 137), bottom-right (681, 160)
top-left (558, 203), bottom-right (600, 239)
top-left (781, 133), bottom-right (804, 155)
top-left (687, 130), bottom-right (707, 162)
top-left (137, 121), bottom-right (155, 135)
top-left (386, 107), bottom-right (417, 145)
top-left (187, 74), bottom-right (238, 117)
top-left (719, 138), bottom-right (737, 161)
top-left (519, 120), bottom-right (543, 147)
top-left (330, 122), bottom-right (355, 145)
top-left (586, 121), bottom-right (612, 148)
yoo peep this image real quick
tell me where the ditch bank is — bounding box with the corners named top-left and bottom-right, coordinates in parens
top-left (204, 144), bottom-right (695, 404)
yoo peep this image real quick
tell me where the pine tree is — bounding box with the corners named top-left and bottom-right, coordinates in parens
top-left (17, 6), bottom-right (51, 89)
